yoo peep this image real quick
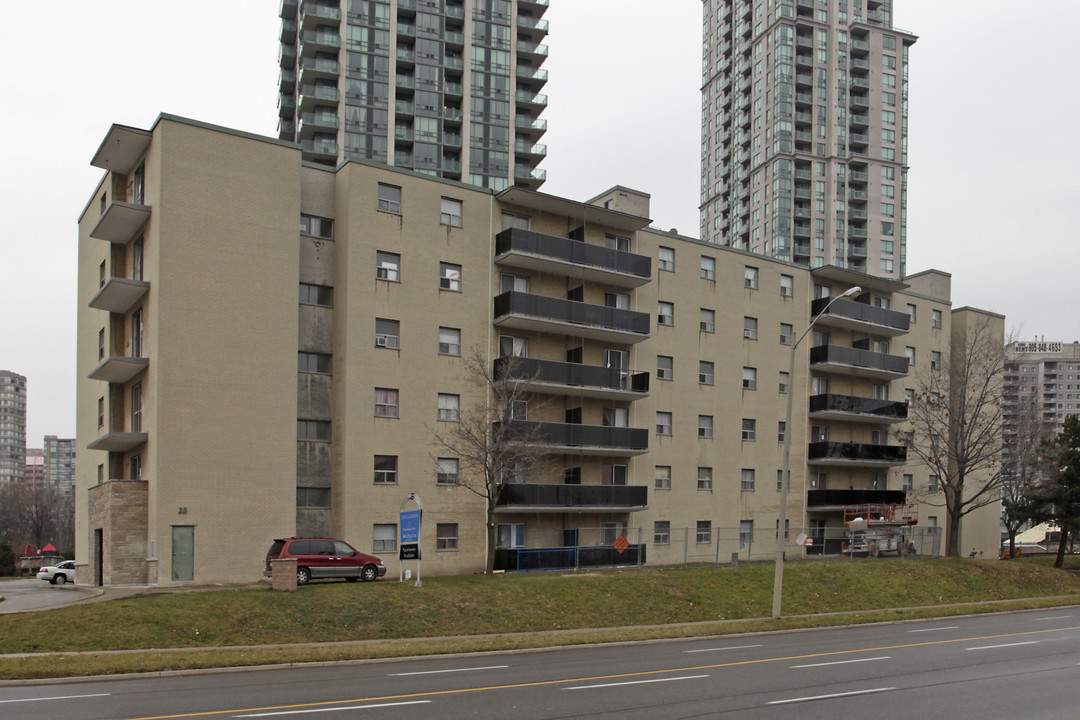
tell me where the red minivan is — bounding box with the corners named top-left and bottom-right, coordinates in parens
top-left (264, 538), bottom-right (386, 585)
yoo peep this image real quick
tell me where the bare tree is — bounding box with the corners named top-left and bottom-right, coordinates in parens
top-left (0, 482), bottom-right (74, 552)
top-left (1000, 388), bottom-right (1056, 558)
top-left (900, 316), bottom-right (1006, 557)
top-left (429, 347), bottom-right (550, 574)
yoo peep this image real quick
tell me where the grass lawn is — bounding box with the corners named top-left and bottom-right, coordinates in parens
top-left (1, 557), bottom-right (1078, 680)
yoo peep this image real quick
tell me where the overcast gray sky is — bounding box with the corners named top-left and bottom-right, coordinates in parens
top-left (2, 1), bottom-right (1077, 444)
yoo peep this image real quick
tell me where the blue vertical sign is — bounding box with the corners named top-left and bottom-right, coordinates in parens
top-left (399, 493), bottom-right (423, 585)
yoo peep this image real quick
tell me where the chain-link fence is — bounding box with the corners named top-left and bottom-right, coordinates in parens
top-left (494, 524), bottom-right (943, 573)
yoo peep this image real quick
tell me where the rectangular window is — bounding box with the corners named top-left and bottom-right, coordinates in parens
top-left (373, 524), bottom-right (397, 552)
top-left (658, 301), bottom-right (674, 326)
top-left (699, 308), bottom-right (715, 333)
top-left (744, 266), bottom-right (759, 289)
top-left (605, 233), bottom-right (631, 251)
top-left (696, 520), bottom-right (712, 543)
top-left (374, 388), bottom-right (399, 417)
top-left (130, 454), bottom-right (141, 480)
top-left (375, 318), bottom-right (400, 348)
top-left (932, 309), bottom-right (942, 329)
top-left (778, 421), bottom-right (786, 443)
top-left (906, 347), bottom-right (916, 367)
top-left (440, 197), bottom-right (463, 227)
top-left (654, 521), bottom-right (671, 545)
top-left (928, 475), bottom-right (940, 493)
top-left (436, 457), bottom-right (459, 485)
top-left (131, 382), bottom-right (142, 433)
top-left (700, 256), bottom-right (716, 280)
top-left (780, 274), bottom-right (793, 297)
top-left (907, 303), bottom-right (917, 323)
top-left (438, 327), bottom-right (461, 356)
top-left (98, 328), bottom-right (105, 360)
top-left (440, 262), bottom-right (462, 291)
top-left (657, 355), bottom-right (673, 380)
top-left (656, 411), bottom-right (673, 436)
top-left (300, 214), bottom-right (334, 238)
top-left (697, 467), bottom-right (712, 491)
top-left (377, 183), bottom-right (402, 214)
top-left (741, 468), bottom-right (756, 491)
top-left (699, 361), bottom-right (714, 385)
top-left (501, 211), bottom-right (530, 230)
top-left (931, 350), bottom-right (942, 370)
top-left (436, 523), bottom-right (459, 550)
top-left (779, 371), bottom-right (790, 394)
top-left (698, 415), bottom-right (713, 438)
top-left (777, 470), bottom-right (785, 492)
top-left (376, 251), bottom-right (400, 281)
top-left (658, 246), bottom-right (675, 271)
top-left (500, 335), bottom-right (528, 357)
top-left (655, 465), bottom-right (671, 490)
top-left (97, 397), bottom-right (104, 428)
top-left (742, 418), bottom-right (756, 441)
top-left (438, 393), bottom-right (460, 421)
top-left (742, 367), bottom-right (757, 390)
top-left (374, 455), bottom-right (398, 484)
top-left (297, 420), bottom-right (331, 440)
top-left (97, 464), bottom-right (104, 484)
top-left (780, 323), bottom-right (793, 345)
top-left (903, 473), bottom-right (913, 491)
top-left (298, 352), bottom-right (332, 373)
top-left (602, 464), bottom-right (628, 485)
top-left (743, 316), bottom-right (758, 340)
top-left (299, 283), bottom-right (333, 307)
top-left (131, 309), bottom-right (143, 357)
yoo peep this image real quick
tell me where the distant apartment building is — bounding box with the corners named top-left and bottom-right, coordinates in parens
top-left (25, 447), bottom-right (45, 489)
top-left (276, 0), bottom-right (548, 191)
top-left (699, 0), bottom-right (914, 278)
top-left (1003, 341), bottom-right (1080, 468)
top-left (0, 370), bottom-right (27, 485)
top-left (44, 436), bottom-right (77, 496)
top-left (76, 115), bottom-right (999, 585)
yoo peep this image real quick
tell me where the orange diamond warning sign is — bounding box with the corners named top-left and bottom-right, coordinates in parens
top-left (613, 535), bottom-right (630, 554)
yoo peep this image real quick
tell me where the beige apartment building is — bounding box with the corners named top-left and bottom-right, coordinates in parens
top-left (76, 115), bottom-right (999, 585)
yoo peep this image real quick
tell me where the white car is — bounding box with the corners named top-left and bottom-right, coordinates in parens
top-left (37, 560), bottom-right (75, 585)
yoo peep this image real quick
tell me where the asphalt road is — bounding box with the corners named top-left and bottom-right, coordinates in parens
top-left (0, 579), bottom-right (90, 614)
top-left (2, 607), bottom-right (1078, 719)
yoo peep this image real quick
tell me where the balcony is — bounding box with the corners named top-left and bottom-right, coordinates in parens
top-left (88, 356), bottom-right (149, 384)
top-left (517, 15), bottom-right (549, 35)
top-left (90, 202), bottom-right (151, 245)
top-left (279, 43), bottom-right (297, 68)
top-left (494, 420), bottom-right (649, 457)
top-left (808, 394), bottom-right (908, 423)
top-left (496, 483), bottom-right (648, 513)
top-left (515, 90), bottom-right (548, 108)
top-left (807, 489), bottom-right (909, 509)
top-left (516, 40), bottom-right (548, 58)
top-left (811, 297), bottom-right (911, 336)
top-left (810, 345), bottom-right (909, 380)
top-left (516, 66), bottom-right (549, 87)
top-left (279, 68), bottom-right (296, 93)
top-left (298, 112), bottom-right (339, 139)
top-left (298, 85), bottom-right (339, 111)
top-left (301, 138), bottom-right (338, 160)
top-left (514, 140), bottom-right (547, 157)
top-left (88, 278), bottom-right (150, 314)
top-left (280, 18), bottom-right (297, 43)
top-left (87, 432), bottom-right (148, 453)
top-left (515, 116), bottom-right (548, 133)
top-left (299, 2), bottom-right (340, 25)
top-left (807, 441), bottom-right (907, 467)
top-left (848, 226), bottom-right (869, 240)
top-left (299, 30), bottom-right (341, 56)
top-left (494, 356), bottom-right (648, 400)
top-left (494, 228), bottom-right (651, 288)
top-left (514, 166), bottom-right (546, 185)
top-left (494, 291), bottom-right (650, 343)
top-left (299, 57), bottom-right (340, 82)
top-left (280, 0), bottom-right (297, 19)
top-left (278, 93), bottom-right (296, 118)
top-left (496, 543), bottom-right (645, 572)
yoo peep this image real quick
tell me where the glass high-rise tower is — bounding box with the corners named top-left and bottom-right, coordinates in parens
top-left (699, 0), bottom-right (915, 278)
top-left (277, 0), bottom-right (549, 192)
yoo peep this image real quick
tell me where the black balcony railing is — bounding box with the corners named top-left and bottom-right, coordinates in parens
top-left (808, 394), bottom-right (908, 420)
top-left (809, 345), bottom-right (909, 375)
top-left (811, 297), bottom-right (911, 332)
top-left (495, 228), bottom-right (651, 279)
top-left (494, 356), bottom-right (649, 394)
top-left (807, 441), bottom-right (907, 463)
top-left (497, 483), bottom-right (648, 509)
top-left (494, 291), bottom-right (650, 335)
top-left (807, 489), bottom-right (908, 507)
top-left (495, 543), bottom-right (645, 572)
top-left (494, 420), bottom-right (649, 452)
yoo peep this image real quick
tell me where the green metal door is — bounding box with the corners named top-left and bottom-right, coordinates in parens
top-left (171, 525), bottom-right (194, 581)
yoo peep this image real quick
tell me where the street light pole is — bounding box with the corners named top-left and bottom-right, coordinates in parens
top-left (772, 285), bottom-right (861, 619)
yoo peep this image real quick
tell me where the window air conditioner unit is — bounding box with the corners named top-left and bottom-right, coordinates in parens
top-left (376, 335), bottom-right (390, 347)
top-left (440, 277), bottom-right (453, 289)
top-left (700, 322), bottom-right (714, 332)
top-left (744, 329), bottom-right (756, 339)
top-left (376, 267), bottom-right (390, 279)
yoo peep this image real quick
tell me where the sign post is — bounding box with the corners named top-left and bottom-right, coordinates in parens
top-left (399, 493), bottom-right (422, 587)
